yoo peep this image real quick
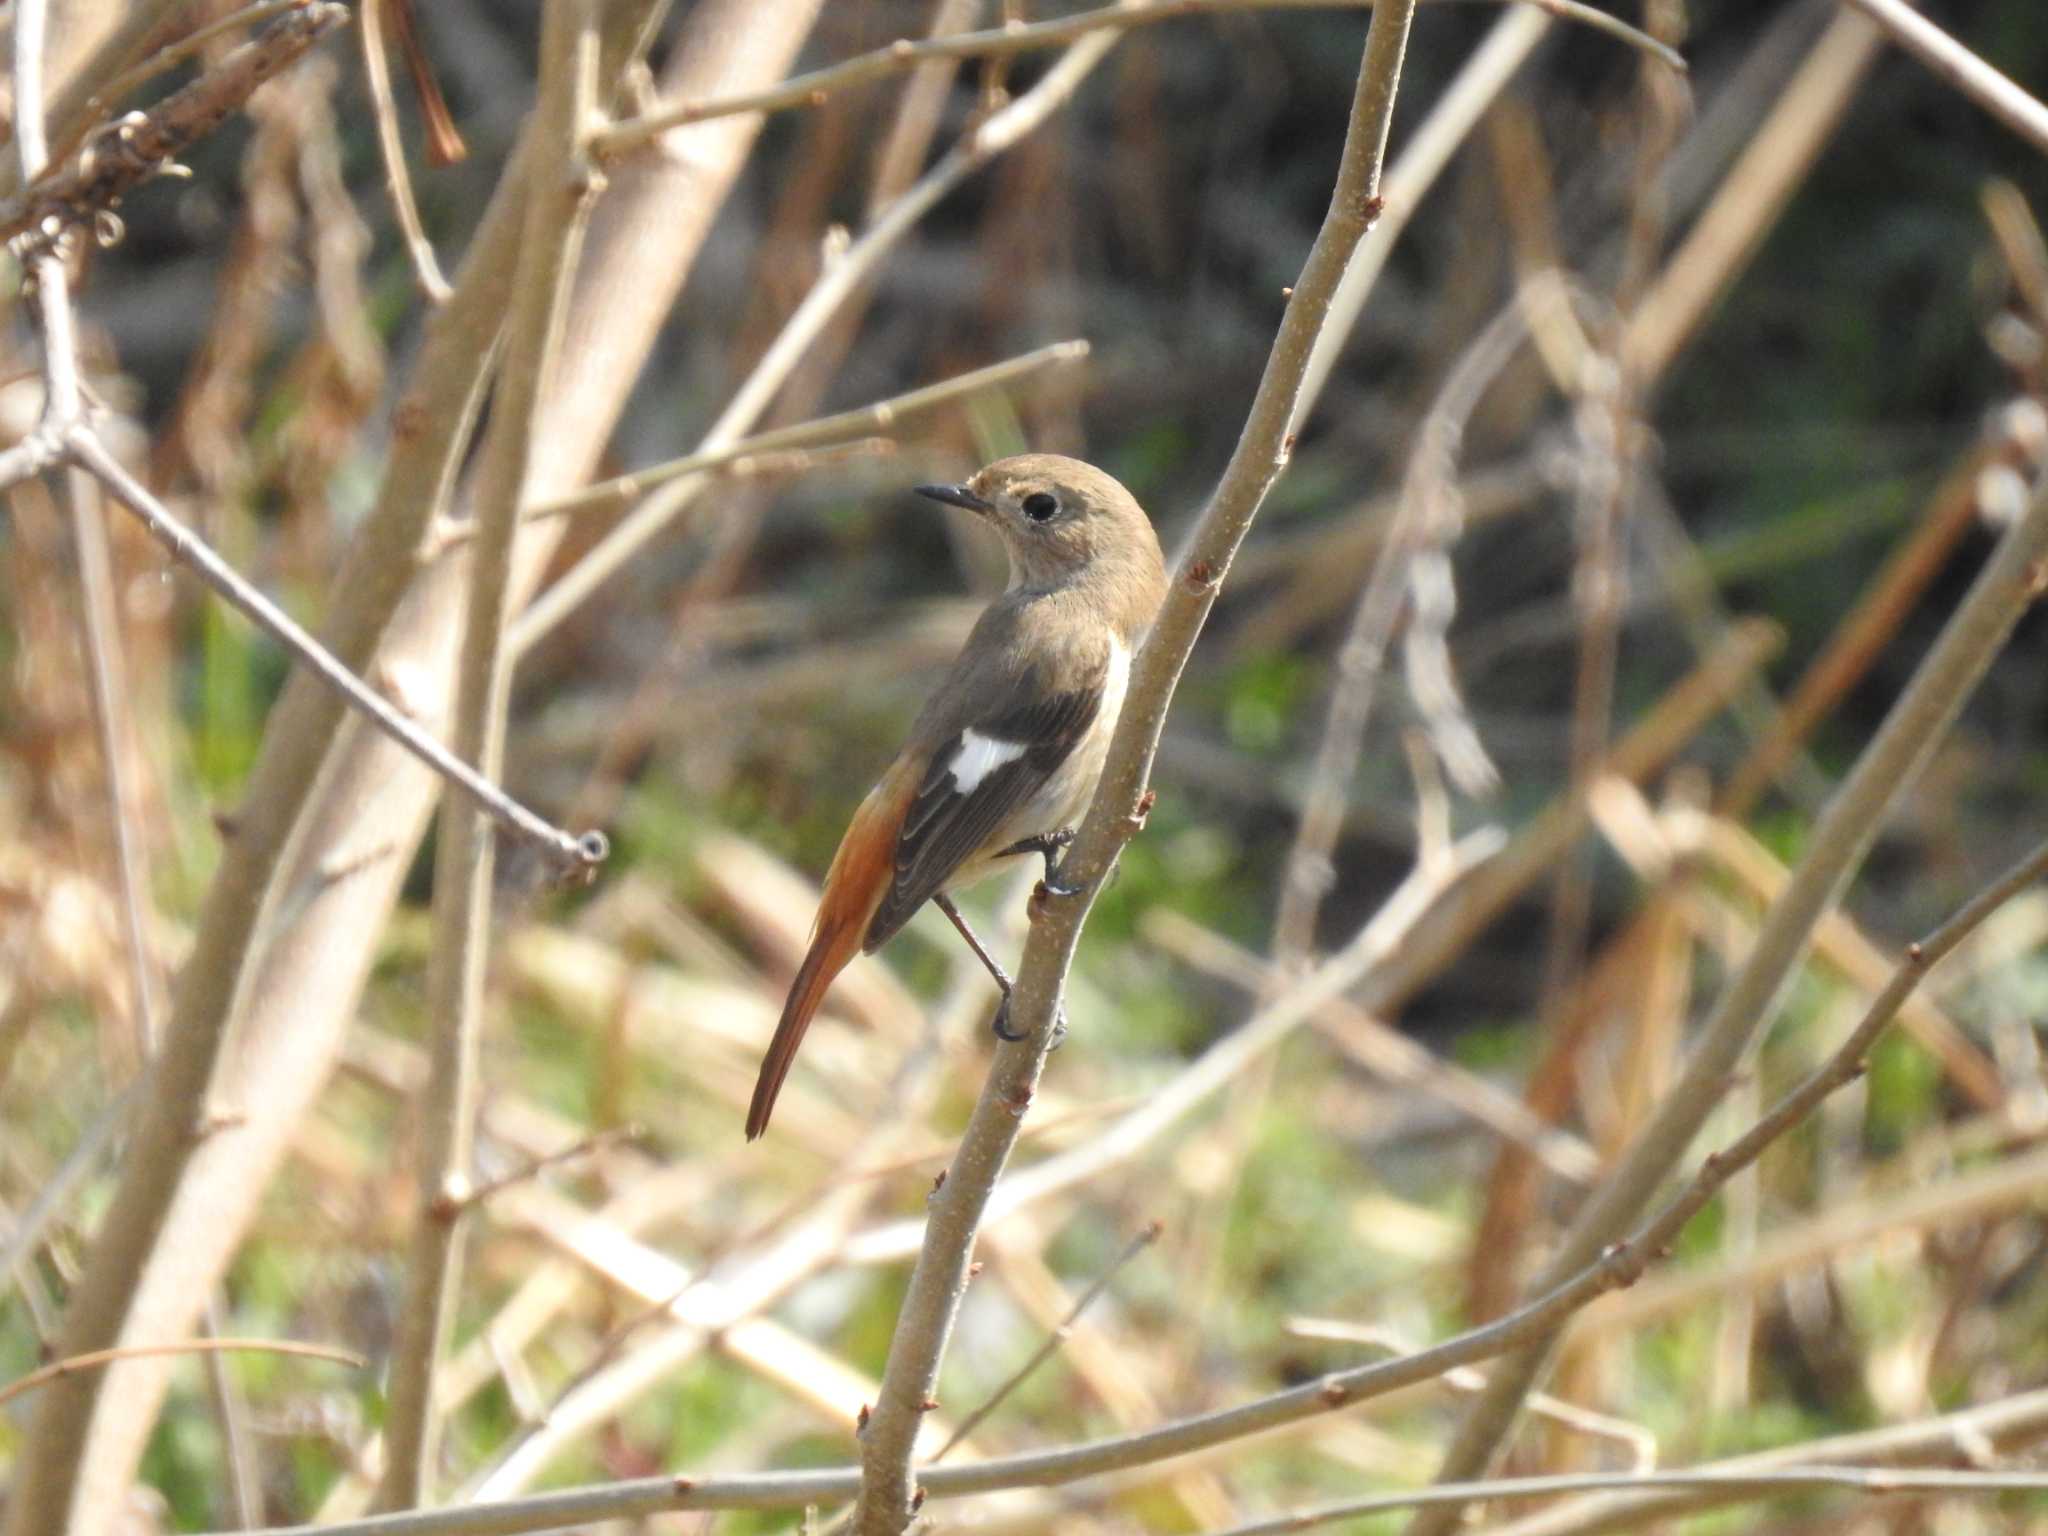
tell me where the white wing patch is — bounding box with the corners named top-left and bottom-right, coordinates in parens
top-left (949, 730), bottom-right (1027, 794)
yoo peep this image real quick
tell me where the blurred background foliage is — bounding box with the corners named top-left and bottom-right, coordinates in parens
top-left (6, 0), bottom-right (2048, 1530)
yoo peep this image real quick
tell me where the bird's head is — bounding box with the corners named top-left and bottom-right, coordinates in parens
top-left (915, 453), bottom-right (1164, 605)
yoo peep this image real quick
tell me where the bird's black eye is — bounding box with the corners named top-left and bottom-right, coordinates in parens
top-left (1021, 492), bottom-right (1058, 523)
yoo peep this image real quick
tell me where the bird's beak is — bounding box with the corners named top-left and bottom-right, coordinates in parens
top-left (915, 481), bottom-right (996, 515)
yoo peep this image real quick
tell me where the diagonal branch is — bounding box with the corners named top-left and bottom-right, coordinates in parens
top-left (0, 3), bottom-right (351, 259)
top-left (66, 431), bottom-right (602, 876)
top-left (846, 4), bottom-right (1422, 1532)
top-left (372, 0), bottom-right (604, 1509)
top-left (1843, 0), bottom-right (2048, 156)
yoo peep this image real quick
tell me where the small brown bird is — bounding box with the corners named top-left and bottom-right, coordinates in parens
top-left (746, 454), bottom-right (1168, 1139)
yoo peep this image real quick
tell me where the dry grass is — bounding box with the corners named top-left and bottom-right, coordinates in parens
top-left (5, 3), bottom-right (2048, 1534)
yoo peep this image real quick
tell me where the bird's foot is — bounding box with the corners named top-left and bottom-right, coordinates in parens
top-left (991, 996), bottom-right (1068, 1049)
top-left (1002, 828), bottom-right (1077, 889)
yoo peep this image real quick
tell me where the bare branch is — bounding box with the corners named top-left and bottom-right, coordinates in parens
top-left (594, 0), bottom-right (1682, 155)
top-left (520, 340), bottom-right (1089, 527)
top-left (0, 1339), bottom-right (362, 1411)
top-left (66, 432), bottom-right (601, 874)
top-left (180, 1381), bottom-right (2048, 1535)
top-left (374, 0), bottom-right (605, 1510)
top-left (931, 1220), bottom-right (1164, 1461)
top-left (1844, 0), bottom-right (2048, 157)
top-left (0, 3), bottom-right (352, 260)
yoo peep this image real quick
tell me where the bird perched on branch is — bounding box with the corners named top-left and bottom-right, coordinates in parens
top-left (746, 454), bottom-right (1167, 1139)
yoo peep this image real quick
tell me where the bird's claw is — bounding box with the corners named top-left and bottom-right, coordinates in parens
top-left (991, 997), bottom-right (1069, 1048)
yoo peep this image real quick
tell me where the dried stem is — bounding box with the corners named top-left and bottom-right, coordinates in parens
top-left (847, 6), bottom-right (1420, 1531)
top-left (372, 0), bottom-right (602, 1510)
top-left (520, 340), bottom-right (1089, 527)
top-left (1843, 0), bottom-right (2048, 155)
top-left (0, 1338), bottom-right (362, 1410)
top-left (1293, 5), bottom-right (1551, 429)
top-left (89, 0), bottom-right (310, 112)
top-left (1270, 300), bottom-right (1524, 969)
top-left (1719, 442), bottom-right (1994, 818)
top-left (1211, 1465), bottom-right (2048, 1536)
top-left (61, 470), bottom-right (158, 1060)
top-left (931, 1220), bottom-right (1164, 1460)
top-left (358, 0), bottom-right (454, 302)
top-left (67, 431), bottom-right (601, 875)
top-left (1621, 6), bottom-right (1884, 384)
top-left (0, 3), bottom-right (352, 260)
top-left (1400, 473), bottom-right (2048, 1535)
top-left (595, 0), bottom-right (1681, 154)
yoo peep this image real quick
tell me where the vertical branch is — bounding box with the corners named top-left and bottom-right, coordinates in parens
top-left (1399, 476), bottom-right (2048, 1533)
top-left (847, 5), bottom-right (1422, 1533)
top-left (373, 0), bottom-right (601, 1509)
top-left (62, 465), bottom-right (162, 1063)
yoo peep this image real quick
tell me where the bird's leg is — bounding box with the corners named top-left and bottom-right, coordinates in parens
top-left (1000, 827), bottom-right (1078, 895)
top-left (934, 892), bottom-right (1013, 994)
top-left (933, 892), bottom-right (1067, 1048)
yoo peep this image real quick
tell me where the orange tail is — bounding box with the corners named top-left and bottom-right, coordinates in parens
top-left (745, 771), bottom-right (906, 1139)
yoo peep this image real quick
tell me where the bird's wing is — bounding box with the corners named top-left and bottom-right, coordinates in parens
top-left (864, 681), bottom-right (1102, 952)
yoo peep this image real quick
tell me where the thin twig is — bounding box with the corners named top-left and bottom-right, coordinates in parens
top-left (1269, 300), bottom-right (1524, 971)
top-left (62, 474), bottom-right (160, 1060)
top-left (1208, 1465), bottom-right (2048, 1536)
top-left (358, 0), bottom-right (454, 302)
top-left (0, 3), bottom-right (352, 259)
top-left (1621, 6), bottom-right (1884, 384)
top-left (932, 1221), bottom-right (1164, 1461)
top-left (199, 1297), bottom-right (264, 1530)
top-left (0, 1338), bottom-right (362, 1410)
top-left (65, 430), bottom-right (602, 875)
top-left (848, 6), bottom-right (1422, 1531)
top-left (1285, 1320), bottom-right (1655, 1468)
top-left (519, 340), bottom-right (1088, 526)
top-left (594, 0), bottom-right (1682, 154)
top-left (1484, 1388), bottom-right (2048, 1536)
top-left (374, 1), bottom-right (603, 1509)
top-left (1842, 0), bottom-right (2048, 157)
top-left (88, 0), bottom-right (308, 111)
top-left (459, 1125), bottom-right (644, 1209)
top-left (1402, 472), bottom-right (2048, 1534)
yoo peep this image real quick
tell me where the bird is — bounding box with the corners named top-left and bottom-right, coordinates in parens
top-left (745, 454), bottom-right (1168, 1140)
